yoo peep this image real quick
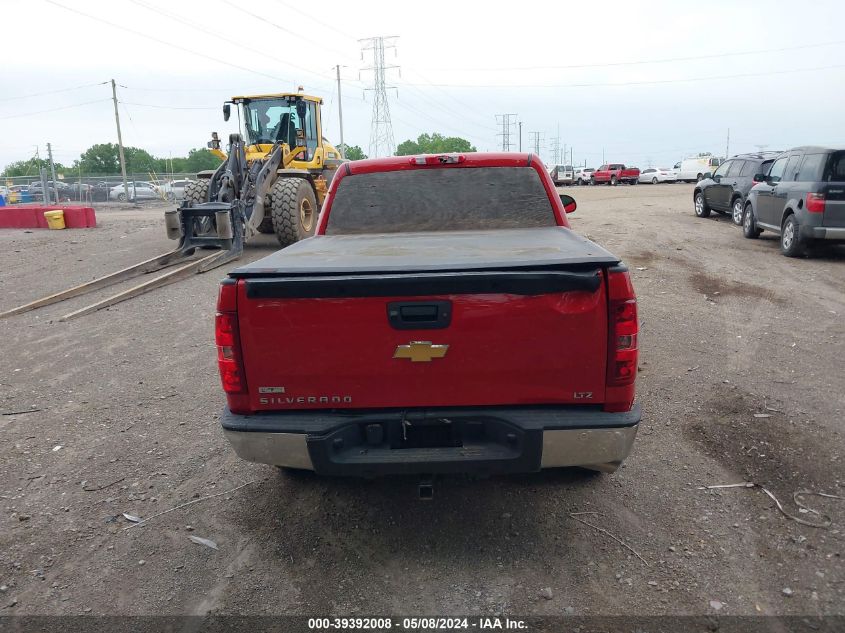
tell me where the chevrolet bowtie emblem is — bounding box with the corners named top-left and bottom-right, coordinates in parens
top-left (393, 341), bottom-right (449, 362)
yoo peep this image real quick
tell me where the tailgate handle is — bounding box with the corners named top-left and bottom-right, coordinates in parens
top-left (387, 301), bottom-right (451, 330)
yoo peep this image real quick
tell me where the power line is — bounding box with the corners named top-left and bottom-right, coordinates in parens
top-left (127, 0), bottom-right (340, 87)
top-left (45, 1), bottom-right (301, 87)
top-left (0, 99), bottom-right (111, 120)
top-left (394, 63), bottom-right (845, 89)
top-left (269, 0), bottom-right (359, 43)
top-left (226, 2), bottom-right (355, 63)
top-left (414, 39), bottom-right (845, 72)
top-left (0, 81), bottom-right (108, 103)
top-left (121, 102), bottom-right (218, 110)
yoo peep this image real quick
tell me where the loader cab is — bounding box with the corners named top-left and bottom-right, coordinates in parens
top-left (236, 94), bottom-right (321, 165)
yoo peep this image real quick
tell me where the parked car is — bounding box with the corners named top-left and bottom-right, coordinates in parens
top-left (638, 167), bottom-right (676, 184)
top-left (549, 165), bottom-right (575, 186)
top-left (574, 168), bottom-right (595, 185)
top-left (742, 146), bottom-right (845, 257)
top-left (158, 179), bottom-right (195, 201)
top-left (592, 164), bottom-right (640, 186)
top-left (693, 152), bottom-right (780, 225)
top-left (109, 181), bottom-right (160, 202)
top-left (28, 180), bottom-right (70, 202)
top-left (678, 154), bottom-right (724, 182)
top-left (670, 162), bottom-right (682, 180)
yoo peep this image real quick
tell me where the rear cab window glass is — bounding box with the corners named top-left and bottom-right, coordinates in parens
top-left (326, 167), bottom-right (555, 235)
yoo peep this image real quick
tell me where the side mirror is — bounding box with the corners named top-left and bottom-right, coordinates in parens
top-left (704, 172), bottom-right (713, 180)
top-left (223, 103), bottom-right (231, 121)
top-left (559, 194), bottom-right (577, 214)
top-left (752, 173), bottom-right (765, 183)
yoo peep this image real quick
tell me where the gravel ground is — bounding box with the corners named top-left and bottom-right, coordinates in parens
top-left (0, 187), bottom-right (843, 618)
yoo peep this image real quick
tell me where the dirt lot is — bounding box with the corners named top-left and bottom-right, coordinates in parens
top-left (1, 187), bottom-right (843, 619)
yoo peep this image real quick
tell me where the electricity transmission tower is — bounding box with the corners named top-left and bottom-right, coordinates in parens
top-left (360, 36), bottom-right (399, 157)
top-left (550, 135), bottom-right (561, 165)
top-left (495, 114), bottom-right (518, 151)
top-left (529, 131), bottom-right (545, 157)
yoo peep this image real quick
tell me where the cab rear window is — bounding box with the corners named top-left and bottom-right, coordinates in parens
top-left (326, 167), bottom-right (555, 235)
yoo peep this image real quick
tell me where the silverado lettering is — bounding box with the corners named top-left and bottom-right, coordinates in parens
top-left (215, 153), bottom-right (641, 479)
top-left (259, 396), bottom-right (353, 405)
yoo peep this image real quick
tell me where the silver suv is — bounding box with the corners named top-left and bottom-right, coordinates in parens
top-left (743, 146), bottom-right (845, 257)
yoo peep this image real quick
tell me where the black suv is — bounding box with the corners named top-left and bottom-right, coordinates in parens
top-left (693, 152), bottom-right (780, 225)
top-left (743, 146), bottom-right (845, 257)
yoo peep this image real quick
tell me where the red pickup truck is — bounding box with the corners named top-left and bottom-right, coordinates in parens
top-left (216, 153), bottom-right (640, 485)
top-left (592, 163), bottom-right (640, 186)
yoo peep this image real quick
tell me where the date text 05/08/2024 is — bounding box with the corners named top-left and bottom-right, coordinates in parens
top-left (307, 617), bottom-right (528, 630)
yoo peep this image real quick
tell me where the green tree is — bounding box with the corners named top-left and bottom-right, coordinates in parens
top-left (338, 144), bottom-right (367, 161)
top-left (77, 143), bottom-right (120, 174)
top-left (77, 143), bottom-right (158, 175)
top-left (124, 147), bottom-right (157, 173)
top-left (184, 148), bottom-right (223, 172)
top-left (2, 157), bottom-right (64, 178)
top-left (395, 133), bottom-right (476, 156)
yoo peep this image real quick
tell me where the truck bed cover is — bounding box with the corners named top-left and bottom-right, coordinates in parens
top-left (229, 227), bottom-right (620, 277)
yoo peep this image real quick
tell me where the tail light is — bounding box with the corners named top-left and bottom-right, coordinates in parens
top-left (605, 268), bottom-right (638, 412)
top-left (215, 280), bottom-right (247, 396)
top-left (806, 192), bottom-right (825, 213)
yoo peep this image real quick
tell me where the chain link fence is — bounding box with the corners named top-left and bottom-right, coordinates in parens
top-left (1, 172), bottom-right (199, 204)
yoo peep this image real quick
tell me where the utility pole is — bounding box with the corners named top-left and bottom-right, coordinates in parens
top-left (36, 146), bottom-right (49, 205)
top-left (46, 142), bottom-right (58, 204)
top-left (518, 121), bottom-right (522, 152)
top-left (495, 114), bottom-right (518, 152)
top-left (335, 65), bottom-right (345, 158)
top-left (725, 128), bottom-right (730, 159)
top-left (111, 79), bottom-right (129, 202)
top-left (360, 36), bottom-right (399, 157)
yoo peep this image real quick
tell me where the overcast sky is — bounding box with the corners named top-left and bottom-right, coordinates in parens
top-left (2, 0), bottom-right (844, 172)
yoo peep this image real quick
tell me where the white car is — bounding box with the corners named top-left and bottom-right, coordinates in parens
top-left (109, 181), bottom-right (160, 202)
top-left (158, 179), bottom-right (195, 201)
top-left (638, 167), bottom-right (677, 184)
top-left (574, 168), bottom-right (595, 185)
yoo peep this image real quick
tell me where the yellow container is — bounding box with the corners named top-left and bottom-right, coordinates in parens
top-left (44, 210), bottom-right (66, 230)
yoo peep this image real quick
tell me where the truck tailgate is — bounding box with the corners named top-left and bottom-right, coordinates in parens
top-left (230, 227), bottom-right (619, 412)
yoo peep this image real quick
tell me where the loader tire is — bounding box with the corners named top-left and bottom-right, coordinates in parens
top-left (183, 180), bottom-right (215, 237)
top-left (270, 178), bottom-right (318, 247)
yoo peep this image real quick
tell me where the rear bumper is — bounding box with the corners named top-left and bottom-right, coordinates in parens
top-left (803, 225), bottom-right (845, 240)
top-left (221, 404), bottom-right (641, 477)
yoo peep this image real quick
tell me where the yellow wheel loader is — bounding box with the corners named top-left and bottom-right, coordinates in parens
top-left (1, 91), bottom-right (346, 321)
top-left (168, 91), bottom-right (346, 252)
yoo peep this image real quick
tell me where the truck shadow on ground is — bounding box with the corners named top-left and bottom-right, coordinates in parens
top-left (232, 466), bottom-right (618, 574)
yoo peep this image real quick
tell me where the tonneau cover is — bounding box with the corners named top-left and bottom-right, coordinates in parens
top-left (230, 227), bottom-right (620, 277)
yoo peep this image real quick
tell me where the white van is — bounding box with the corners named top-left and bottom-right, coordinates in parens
top-left (678, 154), bottom-right (724, 183)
